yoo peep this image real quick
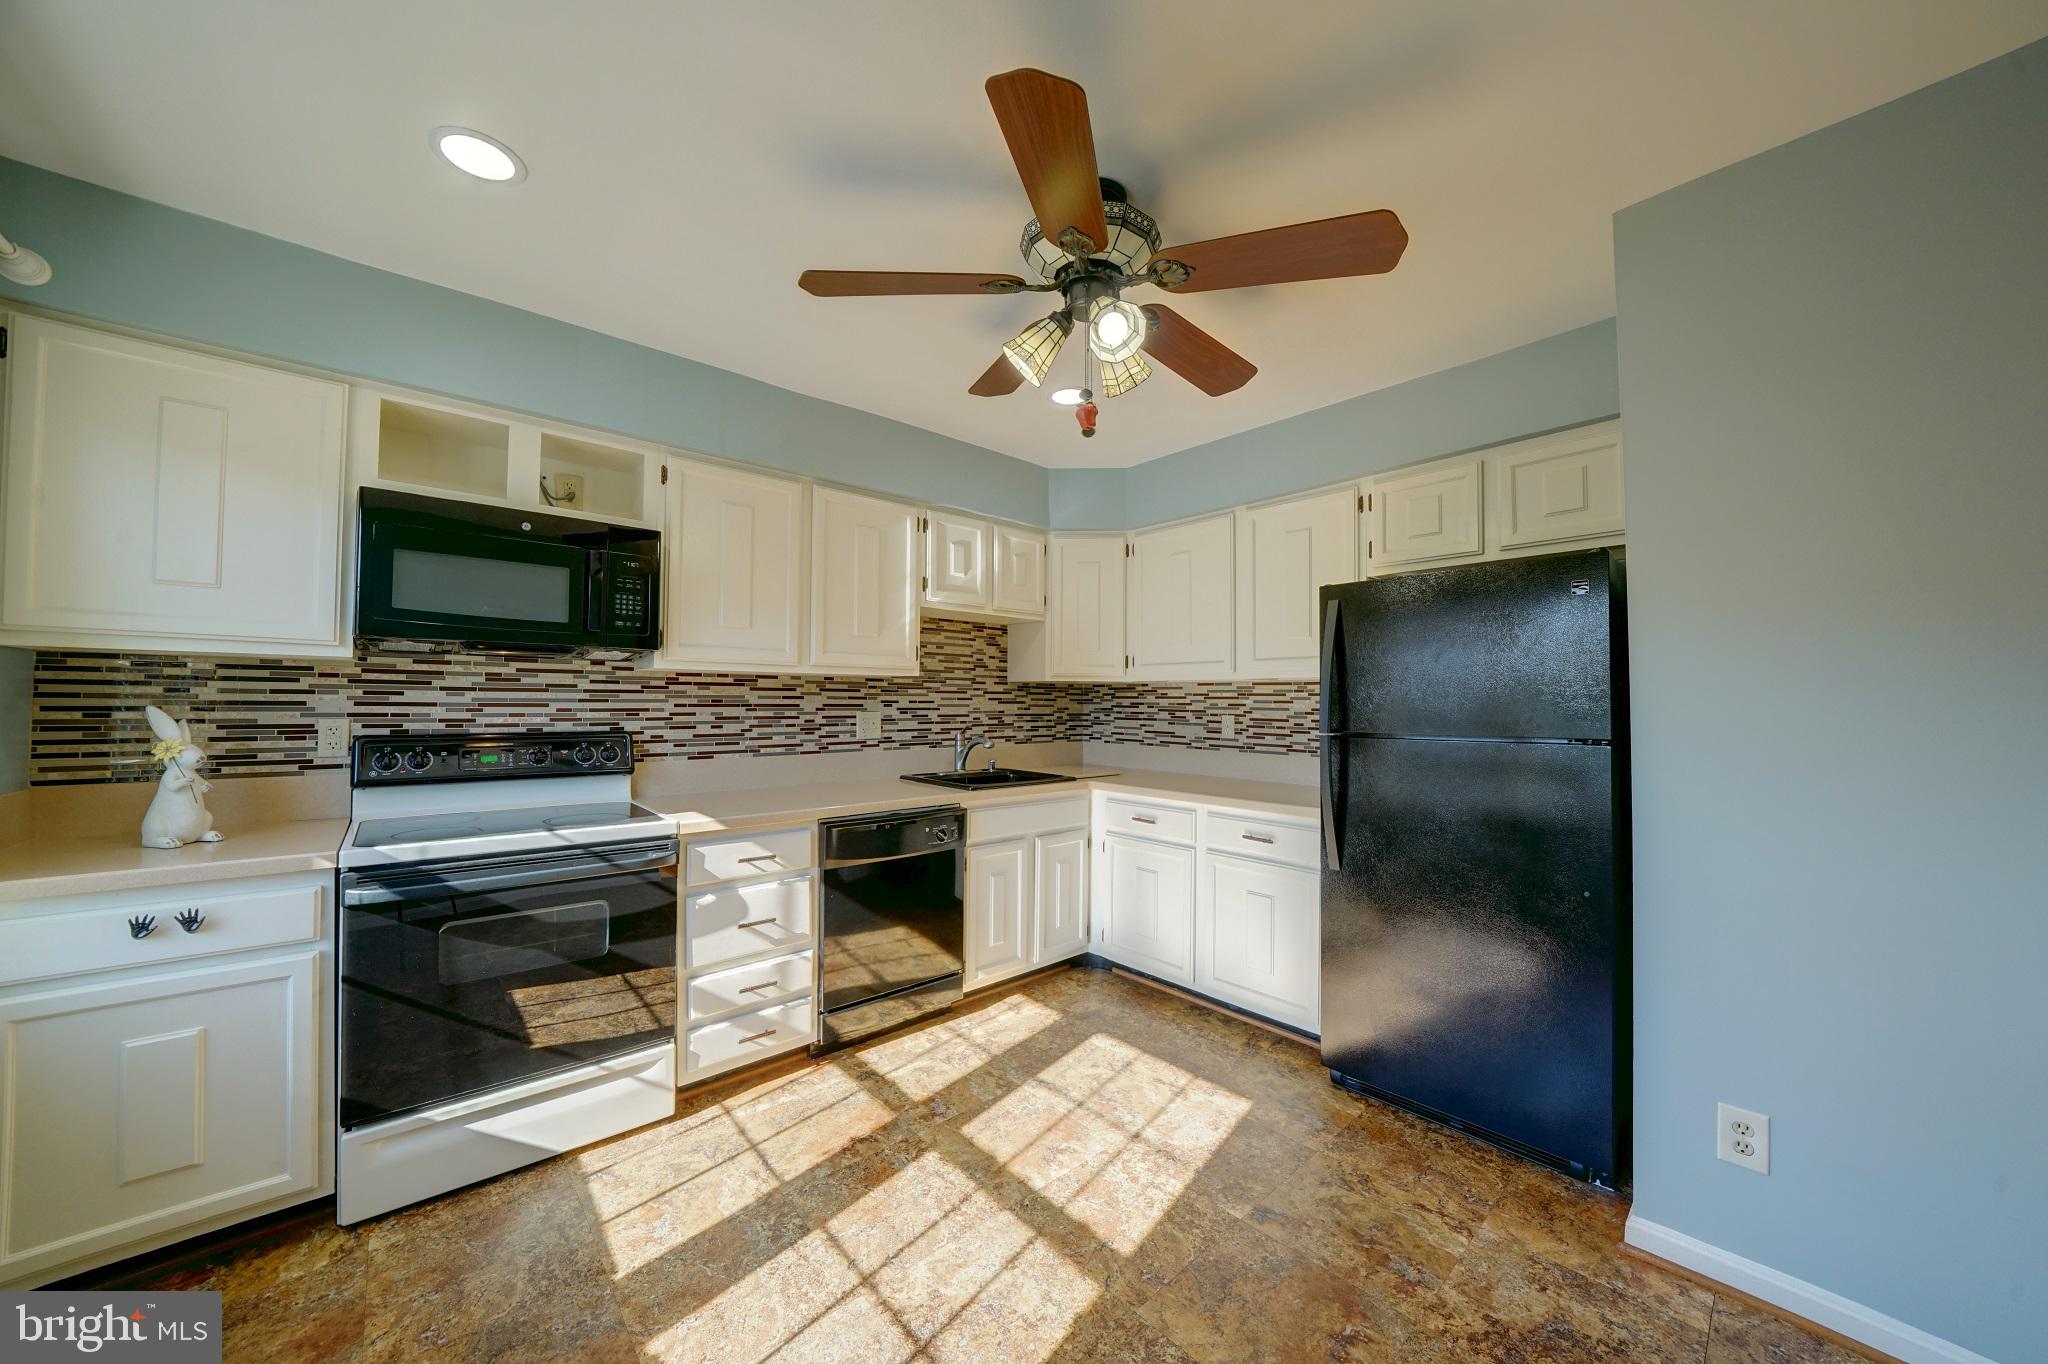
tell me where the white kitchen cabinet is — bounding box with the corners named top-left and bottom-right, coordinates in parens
top-left (678, 827), bottom-right (820, 1081)
top-left (810, 487), bottom-right (919, 673)
top-left (965, 839), bottom-right (1031, 989)
top-left (1491, 422), bottom-right (1625, 549)
top-left (923, 509), bottom-right (991, 610)
top-left (1034, 534), bottom-right (1126, 680)
top-left (0, 949), bottom-right (322, 1286)
top-left (1369, 457), bottom-right (1484, 571)
top-left (1100, 833), bottom-right (1195, 985)
top-left (1196, 852), bottom-right (1320, 1033)
top-left (1128, 514), bottom-right (1234, 680)
top-left (0, 314), bottom-right (348, 655)
top-left (991, 525), bottom-right (1047, 618)
top-left (662, 459), bottom-right (806, 670)
top-left (1234, 487), bottom-right (1359, 680)
top-left (1033, 828), bottom-right (1089, 964)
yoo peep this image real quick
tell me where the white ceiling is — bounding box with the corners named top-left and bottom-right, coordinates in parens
top-left (1, 2), bottom-right (2042, 470)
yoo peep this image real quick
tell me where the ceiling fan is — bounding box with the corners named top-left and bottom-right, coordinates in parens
top-left (799, 68), bottom-right (1407, 437)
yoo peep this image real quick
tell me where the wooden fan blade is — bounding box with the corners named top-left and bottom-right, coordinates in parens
top-left (1141, 305), bottom-right (1257, 395)
top-left (1146, 210), bottom-right (1407, 293)
top-left (985, 69), bottom-right (1109, 256)
top-left (799, 270), bottom-right (1027, 297)
top-left (970, 353), bottom-right (1025, 397)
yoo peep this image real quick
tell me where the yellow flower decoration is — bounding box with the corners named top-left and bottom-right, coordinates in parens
top-left (150, 736), bottom-right (186, 767)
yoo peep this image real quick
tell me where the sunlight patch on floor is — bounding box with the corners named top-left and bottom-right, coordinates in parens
top-left (854, 994), bottom-right (1060, 1101)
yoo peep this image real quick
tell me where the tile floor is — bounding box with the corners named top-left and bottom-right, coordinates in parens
top-left (105, 967), bottom-right (1882, 1362)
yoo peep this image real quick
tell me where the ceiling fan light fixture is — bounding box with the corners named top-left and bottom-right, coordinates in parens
top-left (1001, 311), bottom-right (1071, 387)
top-left (1086, 297), bottom-right (1146, 362)
top-left (1098, 352), bottom-right (1151, 398)
top-left (430, 126), bottom-right (527, 183)
top-left (1020, 196), bottom-right (1162, 283)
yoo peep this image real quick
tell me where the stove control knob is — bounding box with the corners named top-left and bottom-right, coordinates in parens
top-left (596, 742), bottom-right (623, 766)
top-left (525, 746), bottom-right (551, 767)
top-left (368, 749), bottom-right (401, 775)
top-left (402, 748), bottom-right (433, 773)
top-left (571, 743), bottom-right (597, 767)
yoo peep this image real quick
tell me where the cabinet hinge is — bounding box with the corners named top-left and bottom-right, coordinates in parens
top-left (919, 515), bottom-right (928, 532)
top-left (0, 325), bottom-right (8, 359)
top-left (921, 575), bottom-right (929, 592)
top-left (1366, 540), bottom-right (1373, 560)
top-left (659, 464), bottom-right (668, 485)
top-left (1357, 492), bottom-right (1364, 513)
top-left (1124, 542), bottom-right (1132, 557)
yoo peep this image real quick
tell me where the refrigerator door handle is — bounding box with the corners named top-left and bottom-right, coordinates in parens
top-left (1321, 737), bottom-right (1343, 871)
top-left (1320, 595), bottom-right (1345, 870)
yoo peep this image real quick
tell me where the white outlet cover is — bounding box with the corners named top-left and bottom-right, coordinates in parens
top-left (316, 717), bottom-right (350, 757)
top-left (1716, 1102), bottom-right (1770, 1174)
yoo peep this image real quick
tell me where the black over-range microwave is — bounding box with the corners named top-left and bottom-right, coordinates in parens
top-left (356, 489), bottom-right (659, 651)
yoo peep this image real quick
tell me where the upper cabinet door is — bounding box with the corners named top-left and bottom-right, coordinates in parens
top-left (1048, 535), bottom-right (1127, 679)
top-left (1370, 458), bottom-right (1483, 570)
top-left (923, 510), bottom-right (990, 610)
top-left (664, 460), bottom-right (805, 667)
top-left (0, 316), bottom-right (347, 651)
top-left (1493, 424), bottom-right (1625, 549)
top-left (991, 525), bottom-right (1047, 619)
top-left (1128, 514), bottom-right (1234, 679)
top-left (1235, 488), bottom-right (1358, 680)
top-left (810, 487), bottom-right (919, 673)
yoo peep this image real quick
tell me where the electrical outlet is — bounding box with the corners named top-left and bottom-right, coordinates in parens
top-left (544, 473), bottom-right (583, 508)
top-left (316, 717), bottom-right (350, 758)
top-left (1220, 714), bottom-right (1238, 740)
top-left (1717, 1102), bottom-right (1770, 1174)
top-left (855, 708), bottom-right (883, 742)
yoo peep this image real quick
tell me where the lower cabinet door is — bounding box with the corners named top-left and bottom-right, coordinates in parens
top-left (965, 839), bottom-right (1030, 989)
top-left (0, 951), bottom-right (321, 1283)
top-left (1032, 829), bottom-right (1089, 965)
top-left (1103, 835), bottom-right (1195, 985)
top-left (1196, 853), bottom-right (1320, 1032)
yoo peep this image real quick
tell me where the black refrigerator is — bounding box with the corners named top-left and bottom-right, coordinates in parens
top-left (1318, 548), bottom-right (1629, 1186)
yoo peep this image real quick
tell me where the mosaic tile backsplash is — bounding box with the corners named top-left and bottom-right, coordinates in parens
top-left (26, 618), bottom-right (1319, 785)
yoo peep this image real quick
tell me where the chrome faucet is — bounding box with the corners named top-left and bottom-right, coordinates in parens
top-left (953, 732), bottom-right (994, 772)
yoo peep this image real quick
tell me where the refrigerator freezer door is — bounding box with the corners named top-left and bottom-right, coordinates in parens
top-left (1320, 735), bottom-right (1622, 1180)
top-left (1321, 550), bottom-right (1618, 741)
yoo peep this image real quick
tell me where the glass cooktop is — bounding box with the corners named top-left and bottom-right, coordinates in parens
top-left (349, 801), bottom-right (668, 850)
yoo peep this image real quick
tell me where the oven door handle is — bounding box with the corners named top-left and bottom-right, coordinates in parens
top-left (342, 843), bottom-right (677, 907)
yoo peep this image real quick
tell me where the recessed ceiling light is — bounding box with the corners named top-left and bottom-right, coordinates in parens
top-left (429, 126), bottom-right (526, 183)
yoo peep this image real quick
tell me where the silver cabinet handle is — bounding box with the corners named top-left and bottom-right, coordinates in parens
top-left (737, 980), bottom-right (780, 994)
top-left (175, 909), bottom-right (206, 933)
top-left (738, 854), bottom-right (781, 865)
top-left (736, 917), bottom-right (779, 930)
top-left (128, 914), bottom-right (158, 939)
top-left (740, 1029), bottom-right (778, 1044)
top-left (1241, 833), bottom-right (1275, 845)
top-left (1129, 815), bottom-right (1157, 825)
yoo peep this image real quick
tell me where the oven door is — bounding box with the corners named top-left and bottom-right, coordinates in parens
top-left (357, 514), bottom-right (600, 649)
top-left (338, 839), bottom-right (678, 1129)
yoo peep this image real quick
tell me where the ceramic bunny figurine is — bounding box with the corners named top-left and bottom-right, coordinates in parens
top-left (139, 705), bottom-right (223, 849)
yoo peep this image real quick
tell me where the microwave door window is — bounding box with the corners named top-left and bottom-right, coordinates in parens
top-left (391, 548), bottom-right (574, 624)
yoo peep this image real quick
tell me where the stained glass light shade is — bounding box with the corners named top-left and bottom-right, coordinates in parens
top-left (1002, 312), bottom-right (1071, 387)
top-left (1086, 297), bottom-right (1147, 362)
top-left (1019, 200), bottom-right (1163, 283)
top-left (1098, 352), bottom-right (1152, 398)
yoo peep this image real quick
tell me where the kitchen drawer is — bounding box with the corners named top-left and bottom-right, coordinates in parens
top-left (968, 795), bottom-right (1088, 844)
top-left (684, 875), bottom-right (814, 970)
top-left (685, 827), bottom-right (813, 886)
top-left (687, 949), bottom-right (816, 1021)
top-left (1102, 798), bottom-right (1195, 845)
top-left (684, 997), bottom-right (814, 1076)
top-left (0, 880), bottom-right (324, 987)
top-left (1203, 812), bottom-right (1320, 869)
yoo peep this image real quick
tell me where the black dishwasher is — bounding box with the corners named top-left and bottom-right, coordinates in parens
top-left (813, 805), bottom-right (965, 1053)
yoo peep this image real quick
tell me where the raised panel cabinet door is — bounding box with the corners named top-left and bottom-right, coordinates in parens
top-left (0, 315), bottom-right (346, 648)
top-left (1032, 829), bottom-right (1089, 965)
top-left (1103, 834), bottom-right (1194, 984)
top-left (665, 460), bottom-right (805, 666)
top-left (966, 839), bottom-right (1031, 989)
top-left (991, 525), bottom-right (1047, 618)
top-left (1196, 852), bottom-right (1320, 1032)
top-left (1235, 488), bottom-right (1359, 679)
top-left (923, 510), bottom-right (991, 609)
top-left (810, 487), bottom-right (919, 672)
top-left (1370, 458), bottom-right (1483, 569)
top-left (0, 950), bottom-right (321, 1282)
top-left (1494, 425), bottom-right (1625, 549)
top-left (1128, 515), bottom-right (1234, 679)
top-left (1049, 535), bottom-right (1127, 679)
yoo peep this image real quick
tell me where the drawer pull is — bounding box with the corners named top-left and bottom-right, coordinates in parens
top-left (1240, 833), bottom-right (1276, 845)
top-left (736, 917), bottom-right (780, 930)
top-left (128, 914), bottom-right (158, 940)
top-left (1129, 815), bottom-right (1158, 825)
top-left (738, 979), bottom-right (781, 995)
top-left (175, 908), bottom-right (206, 933)
top-left (738, 854), bottom-right (782, 865)
top-left (739, 1028), bottom-right (779, 1044)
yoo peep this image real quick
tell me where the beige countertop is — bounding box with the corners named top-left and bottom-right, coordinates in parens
top-left (0, 818), bottom-right (351, 905)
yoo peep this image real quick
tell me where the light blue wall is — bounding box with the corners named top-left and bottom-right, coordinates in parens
top-left (0, 648), bottom-right (29, 794)
top-left (0, 157), bottom-right (1048, 524)
top-left (1615, 39), bottom-right (2046, 1363)
top-left (1070, 319), bottom-right (1618, 528)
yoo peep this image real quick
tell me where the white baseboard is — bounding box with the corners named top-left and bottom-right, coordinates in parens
top-left (1623, 1215), bottom-right (1998, 1364)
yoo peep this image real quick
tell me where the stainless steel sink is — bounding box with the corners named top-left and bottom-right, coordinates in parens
top-left (900, 768), bottom-right (1077, 790)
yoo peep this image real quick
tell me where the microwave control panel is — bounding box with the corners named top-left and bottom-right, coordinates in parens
top-left (353, 731), bottom-right (634, 785)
